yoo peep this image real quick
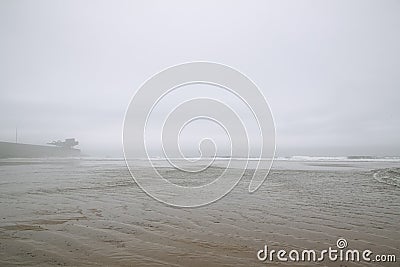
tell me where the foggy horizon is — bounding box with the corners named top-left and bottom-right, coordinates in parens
top-left (1, 0), bottom-right (399, 157)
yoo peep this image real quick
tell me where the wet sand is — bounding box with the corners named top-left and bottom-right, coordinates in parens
top-left (0, 159), bottom-right (399, 266)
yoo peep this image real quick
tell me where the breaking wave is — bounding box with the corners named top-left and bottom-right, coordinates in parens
top-left (373, 168), bottom-right (400, 187)
top-left (275, 156), bottom-right (400, 162)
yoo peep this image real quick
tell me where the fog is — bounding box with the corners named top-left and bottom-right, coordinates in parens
top-left (1, 0), bottom-right (399, 157)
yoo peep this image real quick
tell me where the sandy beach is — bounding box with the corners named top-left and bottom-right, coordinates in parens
top-left (0, 158), bottom-right (398, 266)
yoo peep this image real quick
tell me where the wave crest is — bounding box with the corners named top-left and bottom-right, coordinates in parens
top-left (373, 168), bottom-right (400, 187)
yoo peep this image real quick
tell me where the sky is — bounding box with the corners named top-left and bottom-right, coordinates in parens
top-left (0, 0), bottom-right (399, 157)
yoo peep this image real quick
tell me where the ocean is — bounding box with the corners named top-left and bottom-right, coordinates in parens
top-left (0, 157), bottom-right (399, 266)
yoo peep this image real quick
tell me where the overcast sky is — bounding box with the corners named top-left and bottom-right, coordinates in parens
top-left (1, 0), bottom-right (399, 157)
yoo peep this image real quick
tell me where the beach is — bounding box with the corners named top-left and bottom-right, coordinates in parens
top-left (0, 158), bottom-right (399, 266)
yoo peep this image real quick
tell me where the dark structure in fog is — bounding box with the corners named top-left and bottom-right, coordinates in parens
top-left (0, 138), bottom-right (80, 158)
